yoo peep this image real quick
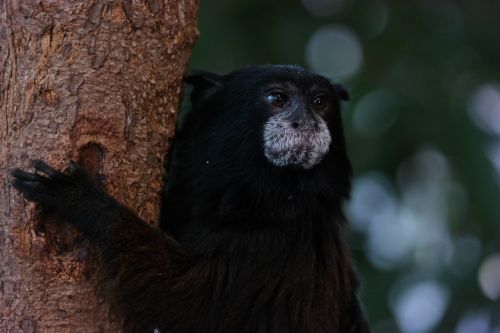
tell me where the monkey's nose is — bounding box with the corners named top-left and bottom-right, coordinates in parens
top-left (292, 122), bottom-right (311, 130)
top-left (290, 118), bottom-right (316, 131)
top-left (288, 109), bottom-right (317, 131)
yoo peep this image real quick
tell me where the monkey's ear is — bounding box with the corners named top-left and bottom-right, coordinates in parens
top-left (184, 70), bottom-right (224, 105)
top-left (333, 84), bottom-right (350, 101)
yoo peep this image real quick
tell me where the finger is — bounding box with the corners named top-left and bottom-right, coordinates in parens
top-left (11, 179), bottom-right (39, 199)
top-left (32, 160), bottom-right (61, 178)
top-left (10, 169), bottom-right (44, 182)
top-left (12, 179), bottom-right (53, 205)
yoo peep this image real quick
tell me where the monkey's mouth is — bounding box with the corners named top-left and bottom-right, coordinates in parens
top-left (265, 143), bottom-right (323, 169)
top-left (263, 116), bottom-right (331, 169)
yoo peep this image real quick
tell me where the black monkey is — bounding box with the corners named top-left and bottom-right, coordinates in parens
top-left (11, 65), bottom-right (371, 333)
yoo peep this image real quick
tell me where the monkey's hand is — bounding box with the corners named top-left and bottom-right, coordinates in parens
top-left (12, 160), bottom-right (187, 331)
top-left (10, 160), bottom-right (114, 236)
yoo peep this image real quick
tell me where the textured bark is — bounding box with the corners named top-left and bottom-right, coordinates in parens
top-left (0, 0), bottom-right (198, 331)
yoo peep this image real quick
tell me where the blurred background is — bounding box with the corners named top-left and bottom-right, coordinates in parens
top-left (189, 0), bottom-right (500, 332)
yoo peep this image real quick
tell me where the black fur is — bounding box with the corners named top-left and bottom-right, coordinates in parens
top-left (11, 65), bottom-right (371, 333)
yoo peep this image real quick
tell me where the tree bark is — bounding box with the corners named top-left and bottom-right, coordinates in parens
top-left (0, 0), bottom-right (198, 331)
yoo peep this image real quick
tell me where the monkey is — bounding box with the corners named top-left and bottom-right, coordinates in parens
top-left (11, 65), bottom-right (371, 333)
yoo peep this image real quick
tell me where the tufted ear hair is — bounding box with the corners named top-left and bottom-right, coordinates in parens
top-left (184, 70), bottom-right (224, 106)
top-left (333, 84), bottom-right (350, 101)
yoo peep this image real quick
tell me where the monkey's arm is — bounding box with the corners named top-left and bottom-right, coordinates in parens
top-left (10, 160), bottom-right (188, 331)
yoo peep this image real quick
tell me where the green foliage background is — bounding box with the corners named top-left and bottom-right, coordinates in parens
top-left (190, 1), bottom-right (500, 332)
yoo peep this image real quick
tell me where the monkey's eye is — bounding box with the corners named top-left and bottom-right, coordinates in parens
top-left (266, 92), bottom-right (288, 108)
top-left (312, 94), bottom-right (329, 111)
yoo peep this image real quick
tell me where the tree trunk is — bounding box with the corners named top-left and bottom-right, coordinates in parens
top-left (0, 0), bottom-right (198, 331)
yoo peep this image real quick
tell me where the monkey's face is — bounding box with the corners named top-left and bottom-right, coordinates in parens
top-left (184, 65), bottom-right (349, 173)
top-left (261, 82), bottom-right (334, 169)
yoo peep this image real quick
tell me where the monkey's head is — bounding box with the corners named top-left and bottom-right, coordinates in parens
top-left (183, 65), bottom-right (351, 197)
top-left (258, 67), bottom-right (349, 170)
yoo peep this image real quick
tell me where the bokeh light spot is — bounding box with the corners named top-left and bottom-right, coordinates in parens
top-left (346, 172), bottom-right (396, 233)
top-left (467, 83), bottom-right (500, 136)
top-left (455, 310), bottom-right (491, 333)
top-left (306, 25), bottom-right (363, 80)
top-left (486, 143), bottom-right (500, 184)
top-left (478, 253), bottom-right (500, 301)
top-left (391, 281), bottom-right (450, 333)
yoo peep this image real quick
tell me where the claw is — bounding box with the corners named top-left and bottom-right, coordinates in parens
top-left (32, 160), bottom-right (60, 178)
top-left (10, 169), bottom-right (41, 182)
top-left (10, 169), bottom-right (46, 198)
